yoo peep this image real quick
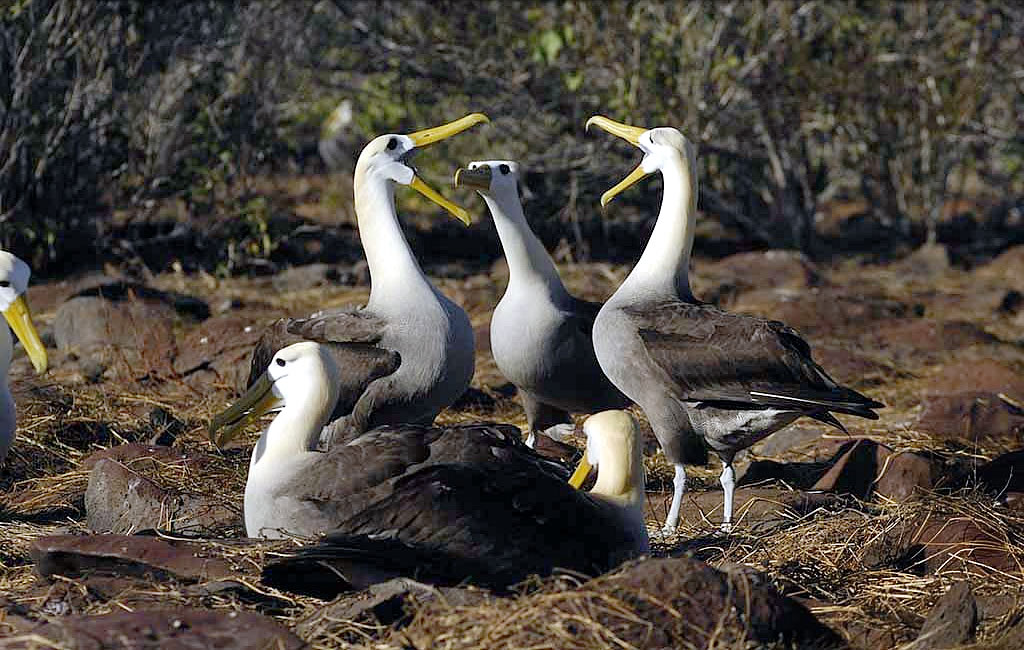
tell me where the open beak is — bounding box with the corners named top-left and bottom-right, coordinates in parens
top-left (3, 295), bottom-right (47, 374)
top-left (209, 372), bottom-right (283, 448)
top-left (405, 113), bottom-right (490, 225)
top-left (586, 115), bottom-right (652, 206)
top-left (453, 167), bottom-right (492, 192)
top-left (568, 455), bottom-right (593, 489)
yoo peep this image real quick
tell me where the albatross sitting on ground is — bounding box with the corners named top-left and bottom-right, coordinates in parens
top-left (1, 251), bottom-right (49, 466)
top-left (249, 114), bottom-right (488, 447)
top-left (585, 116), bottom-right (883, 533)
top-left (454, 160), bottom-right (630, 449)
top-left (210, 342), bottom-right (646, 594)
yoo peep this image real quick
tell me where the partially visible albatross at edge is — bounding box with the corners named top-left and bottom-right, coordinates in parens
top-left (209, 342), bottom-right (647, 593)
top-left (585, 116), bottom-right (883, 533)
top-left (1, 251), bottom-right (49, 466)
top-left (453, 160), bottom-right (630, 450)
top-left (248, 114), bottom-right (489, 447)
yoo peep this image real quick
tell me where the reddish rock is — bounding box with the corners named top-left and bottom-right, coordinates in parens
top-left (17, 608), bottom-right (303, 650)
top-left (732, 287), bottom-right (908, 334)
top-left (862, 319), bottom-right (997, 356)
top-left (922, 360), bottom-right (1024, 400)
top-left (84, 446), bottom-right (240, 535)
top-left (697, 250), bottom-right (821, 304)
top-left (172, 313), bottom-right (266, 389)
top-left (916, 392), bottom-right (1024, 444)
top-left (915, 517), bottom-right (1019, 575)
top-left (811, 439), bottom-right (933, 502)
top-left (908, 581), bottom-right (977, 649)
top-left (30, 534), bottom-right (234, 582)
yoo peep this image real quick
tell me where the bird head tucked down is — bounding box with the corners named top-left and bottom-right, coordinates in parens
top-left (452, 159), bottom-right (521, 200)
top-left (354, 113), bottom-right (491, 225)
top-left (209, 341), bottom-right (341, 456)
top-left (586, 116), bottom-right (698, 207)
top-left (0, 251), bottom-right (47, 375)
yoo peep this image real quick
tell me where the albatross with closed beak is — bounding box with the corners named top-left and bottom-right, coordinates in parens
top-left (585, 116), bottom-right (882, 533)
top-left (211, 342), bottom-right (646, 593)
top-left (454, 160), bottom-right (630, 448)
top-left (1, 251), bottom-right (49, 466)
top-left (248, 114), bottom-right (489, 446)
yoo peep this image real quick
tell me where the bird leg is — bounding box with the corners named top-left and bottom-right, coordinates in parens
top-left (662, 463), bottom-right (687, 534)
top-left (720, 462), bottom-right (736, 534)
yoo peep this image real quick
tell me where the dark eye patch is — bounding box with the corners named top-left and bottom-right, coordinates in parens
top-left (0, 281), bottom-right (9, 288)
top-left (276, 358), bottom-right (286, 367)
top-left (386, 137), bottom-right (398, 150)
top-left (498, 164), bottom-right (510, 175)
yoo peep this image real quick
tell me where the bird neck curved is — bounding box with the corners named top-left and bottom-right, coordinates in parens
top-left (354, 171), bottom-right (434, 307)
top-left (589, 430), bottom-right (645, 511)
top-left (485, 191), bottom-right (570, 304)
top-left (251, 386), bottom-right (337, 470)
top-left (617, 154), bottom-right (696, 301)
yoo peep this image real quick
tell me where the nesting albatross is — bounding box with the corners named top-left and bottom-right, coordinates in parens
top-left (211, 342), bottom-right (647, 592)
top-left (248, 114), bottom-right (488, 446)
top-left (1, 251), bottom-right (49, 466)
top-left (585, 116), bottom-right (883, 533)
top-left (454, 160), bottom-right (630, 448)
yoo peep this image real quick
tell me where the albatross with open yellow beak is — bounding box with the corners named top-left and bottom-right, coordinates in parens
top-left (246, 114), bottom-right (489, 447)
top-left (1, 251), bottom-right (49, 466)
top-left (584, 116), bottom-right (882, 534)
top-left (212, 342), bottom-right (647, 593)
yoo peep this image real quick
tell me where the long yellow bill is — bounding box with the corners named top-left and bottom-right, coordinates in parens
top-left (568, 455), bottom-right (593, 489)
top-left (453, 167), bottom-right (492, 192)
top-left (410, 175), bottom-right (471, 225)
top-left (208, 372), bottom-right (282, 448)
top-left (408, 113), bottom-right (490, 147)
top-left (586, 115), bottom-right (653, 206)
top-left (3, 295), bottom-right (47, 374)
top-left (404, 113), bottom-right (490, 225)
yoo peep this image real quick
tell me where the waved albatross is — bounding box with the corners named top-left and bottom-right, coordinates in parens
top-left (454, 160), bottom-right (630, 448)
top-left (248, 114), bottom-right (488, 446)
top-left (211, 343), bottom-right (647, 593)
top-left (586, 116), bottom-right (883, 533)
top-left (0, 251), bottom-right (49, 466)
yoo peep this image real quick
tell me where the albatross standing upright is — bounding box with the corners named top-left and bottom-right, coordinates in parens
top-left (454, 160), bottom-right (630, 447)
top-left (249, 114), bottom-right (489, 446)
top-left (585, 116), bottom-right (882, 533)
top-left (1, 251), bottom-right (49, 466)
top-left (210, 342), bottom-right (647, 593)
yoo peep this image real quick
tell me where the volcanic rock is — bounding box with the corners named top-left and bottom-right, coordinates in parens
top-left (908, 581), bottom-right (977, 649)
top-left (921, 359), bottom-right (1024, 400)
top-left (916, 392), bottom-right (1024, 444)
top-left (171, 313), bottom-right (266, 388)
top-left (811, 439), bottom-right (933, 502)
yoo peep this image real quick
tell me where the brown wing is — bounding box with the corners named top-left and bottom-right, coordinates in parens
top-left (246, 308), bottom-right (400, 420)
top-left (625, 301), bottom-right (881, 418)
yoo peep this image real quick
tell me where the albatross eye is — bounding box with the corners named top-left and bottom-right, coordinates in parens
top-left (498, 164), bottom-right (510, 175)
top-left (386, 137), bottom-right (398, 151)
top-left (0, 281), bottom-right (9, 288)
top-left (276, 359), bottom-right (286, 367)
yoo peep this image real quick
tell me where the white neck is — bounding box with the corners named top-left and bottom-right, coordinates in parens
top-left (353, 168), bottom-right (435, 310)
top-left (250, 383), bottom-right (336, 472)
top-left (589, 435), bottom-right (645, 512)
top-left (615, 152), bottom-right (697, 301)
top-left (0, 326), bottom-right (14, 464)
top-left (484, 189), bottom-right (571, 306)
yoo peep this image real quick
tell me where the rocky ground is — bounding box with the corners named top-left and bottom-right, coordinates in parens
top-left (1, 242), bottom-right (1023, 649)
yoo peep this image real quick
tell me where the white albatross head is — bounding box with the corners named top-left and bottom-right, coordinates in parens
top-left (208, 341), bottom-right (341, 453)
top-left (585, 115), bottom-right (697, 207)
top-left (354, 113), bottom-right (491, 225)
top-left (0, 251), bottom-right (48, 375)
top-left (452, 159), bottom-right (522, 200)
top-left (570, 410), bottom-right (646, 509)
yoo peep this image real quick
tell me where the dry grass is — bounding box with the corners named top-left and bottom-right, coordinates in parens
top-left (1, 253), bottom-right (1023, 648)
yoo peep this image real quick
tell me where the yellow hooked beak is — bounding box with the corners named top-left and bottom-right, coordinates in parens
top-left (568, 454), bottom-right (593, 489)
top-left (586, 115), bottom-right (652, 206)
top-left (405, 113), bottom-right (490, 225)
top-left (3, 295), bottom-right (47, 374)
top-left (453, 167), bottom-right (492, 192)
top-left (208, 372), bottom-right (283, 448)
